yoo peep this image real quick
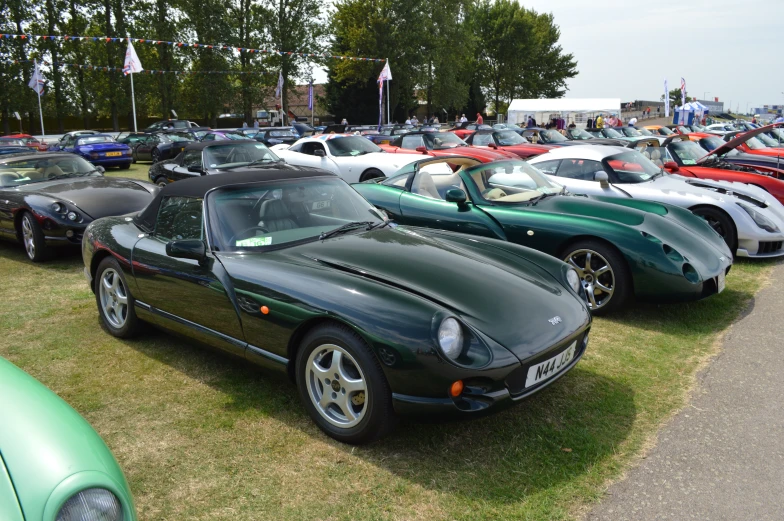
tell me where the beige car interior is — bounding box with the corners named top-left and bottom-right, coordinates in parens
top-left (0, 162), bottom-right (67, 187)
top-left (410, 158), bottom-right (480, 200)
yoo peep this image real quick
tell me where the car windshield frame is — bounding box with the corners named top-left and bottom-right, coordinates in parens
top-left (602, 150), bottom-right (664, 183)
top-left (202, 142), bottom-right (281, 169)
top-left (0, 155), bottom-right (101, 186)
top-left (424, 132), bottom-right (466, 149)
top-left (325, 136), bottom-right (382, 156)
top-left (204, 177), bottom-right (385, 252)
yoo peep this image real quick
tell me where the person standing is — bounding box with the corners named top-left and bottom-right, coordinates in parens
top-left (460, 114), bottom-right (468, 123)
top-left (341, 118), bottom-right (348, 125)
top-left (404, 116), bottom-right (412, 125)
top-left (526, 115), bottom-right (534, 128)
top-left (476, 112), bottom-right (483, 125)
top-left (433, 115), bottom-right (440, 124)
top-left (629, 116), bottom-right (638, 126)
top-left (595, 114), bottom-right (604, 128)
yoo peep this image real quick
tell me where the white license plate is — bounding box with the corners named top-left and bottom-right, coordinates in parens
top-left (525, 341), bottom-right (577, 388)
top-left (311, 200), bottom-right (330, 210)
top-left (717, 271), bottom-right (725, 293)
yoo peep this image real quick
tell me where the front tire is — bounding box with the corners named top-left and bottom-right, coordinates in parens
top-left (359, 168), bottom-right (385, 182)
top-left (95, 257), bottom-right (142, 338)
top-left (20, 212), bottom-right (49, 262)
top-left (296, 323), bottom-right (395, 444)
top-left (151, 148), bottom-right (160, 163)
top-left (691, 206), bottom-right (737, 254)
top-left (562, 239), bottom-right (631, 315)
top-left (118, 163), bottom-right (131, 170)
top-left (155, 177), bottom-right (168, 188)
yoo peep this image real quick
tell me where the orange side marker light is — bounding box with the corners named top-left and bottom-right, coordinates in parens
top-left (450, 380), bottom-right (464, 397)
top-left (260, 306), bottom-right (270, 315)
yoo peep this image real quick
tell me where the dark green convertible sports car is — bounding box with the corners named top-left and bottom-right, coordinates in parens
top-left (353, 157), bottom-right (733, 314)
top-left (83, 169), bottom-right (591, 444)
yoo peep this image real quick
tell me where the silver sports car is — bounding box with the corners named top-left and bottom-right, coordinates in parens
top-left (528, 145), bottom-right (784, 258)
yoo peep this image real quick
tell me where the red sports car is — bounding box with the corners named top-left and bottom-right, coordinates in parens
top-left (449, 122), bottom-right (493, 139)
top-left (5, 133), bottom-right (47, 151)
top-left (379, 131), bottom-right (519, 162)
top-left (463, 129), bottom-right (554, 159)
top-left (649, 134), bottom-right (784, 204)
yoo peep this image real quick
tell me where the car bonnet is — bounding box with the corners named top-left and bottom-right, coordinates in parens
top-left (22, 177), bottom-right (156, 219)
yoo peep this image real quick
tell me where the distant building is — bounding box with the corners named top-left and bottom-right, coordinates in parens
top-left (696, 99), bottom-right (724, 114)
top-left (752, 105), bottom-right (783, 117)
top-left (253, 84), bottom-right (331, 125)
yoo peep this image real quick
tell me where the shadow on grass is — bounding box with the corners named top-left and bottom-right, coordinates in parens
top-left (118, 319), bottom-right (635, 502)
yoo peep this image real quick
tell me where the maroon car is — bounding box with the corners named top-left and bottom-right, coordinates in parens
top-left (464, 130), bottom-right (554, 159)
top-left (379, 131), bottom-right (520, 162)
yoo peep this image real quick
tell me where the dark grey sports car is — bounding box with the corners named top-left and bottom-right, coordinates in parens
top-left (0, 152), bottom-right (157, 261)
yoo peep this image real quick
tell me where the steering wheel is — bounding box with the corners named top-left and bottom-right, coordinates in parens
top-left (228, 226), bottom-right (270, 246)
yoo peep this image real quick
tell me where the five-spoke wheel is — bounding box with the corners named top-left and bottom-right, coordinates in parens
top-left (95, 257), bottom-right (142, 337)
top-left (20, 212), bottom-right (48, 262)
top-left (306, 344), bottom-right (367, 428)
top-left (562, 239), bottom-right (630, 315)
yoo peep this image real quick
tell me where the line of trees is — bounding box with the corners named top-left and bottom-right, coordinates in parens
top-left (0, 0), bottom-right (576, 133)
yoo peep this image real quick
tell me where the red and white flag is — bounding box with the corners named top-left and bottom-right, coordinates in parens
top-left (27, 60), bottom-right (44, 95)
top-left (378, 60), bottom-right (392, 82)
top-left (680, 77), bottom-right (686, 107)
top-left (123, 40), bottom-right (143, 75)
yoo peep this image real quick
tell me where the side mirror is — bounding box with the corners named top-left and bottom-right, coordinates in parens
top-left (96, 166), bottom-right (105, 174)
top-left (594, 171), bottom-right (610, 188)
top-left (166, 239), bottom-right (206, 263)
top-left (415, 146), bottom-right (428, 153)
top-left (314, 149), bottom-right (326, 157)
top-left (187, 165), bottom-right (202, 173)
top-left (663, 161), bottom-right (680, 171)
top-left (445, 188), bottom-right (468, 205)
top-left (488, 142), bottom-right (498, 149)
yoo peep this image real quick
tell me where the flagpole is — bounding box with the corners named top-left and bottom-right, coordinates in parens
top-left (130, 71), bottom-right (137, 132)
top-left (36, 87), bottom-right (45, 136)
top-left (386, 79), bottom-right (390, 124)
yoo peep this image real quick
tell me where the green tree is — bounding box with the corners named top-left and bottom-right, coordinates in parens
top-left (661, 87), bottom-right (688, 108)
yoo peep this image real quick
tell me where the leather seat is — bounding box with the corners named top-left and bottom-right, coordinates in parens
top-left (259, 199), bottom-right (297, 232)
top-left (411, 172), bottom-right (442, 199)
top-left (38, 164), bottom-right (65, 178)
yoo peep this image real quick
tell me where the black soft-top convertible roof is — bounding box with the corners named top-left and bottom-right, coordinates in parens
top-left (135, 168), bottom-right (335, 231)
top-left (180, 140), bottom-right (257, 152)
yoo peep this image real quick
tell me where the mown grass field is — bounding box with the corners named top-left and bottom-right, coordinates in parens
top-left (0, 161), bottom-right (778, 520)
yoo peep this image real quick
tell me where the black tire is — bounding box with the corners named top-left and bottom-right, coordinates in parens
top-left (131, 148), bottom-right (137, 163)
top-left (19, 211), bottom-right (50, 262)
top-left (561, 239), bottom-right (631, 315)
top-left (691, 206), bottom-right (737, 254)
top-left (151, 148), bottom-right (160, 164)
top-left (295, 323), bottom-right (396, 444)
top-left (118, 163), bottom-right (131, 170)
top-left (360, 168), bottom-right (385, 182)
top-left (155, 177), bottom-right (168, 188)
top-left (94, 257), bottom-right (142, 338)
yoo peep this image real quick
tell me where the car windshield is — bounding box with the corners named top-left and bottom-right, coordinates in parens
top-left (207, 177), bottom-right (384, 251)
top-left (699, 136), bottom-right (739, 157)
top-left (745, 137), bottom-right (767, 150)
top-left (203, 142), bottom-right (281, 168)
top-left (466, 160), bottom-right (563, 203)
top-left (0, 138), bottom-right (25, 145)
top-left (636, 127), bottom-right (654, 136)
top-left (657, 127), bottom-right (675, 135)
top-left (538, 129), bottom-right (568, 142)
top-left (603, 151), bottom-right (664, 183)
top-left (768, 128), bottom-right (784, 142)
top-left (668, 140), bottom-right (707, 164)
top-left (602, 128), bottom-right (623, 138)
top-left (424, 132), bottom-right (466, 149)
top-left (325, 136), bottom-right (382, 156)
top-left (620, 128), bottom-right (642, 137)
top-left (0, 156), bottom-right (99, 186)
top-left (756, 133), bottom-right (782, 147)
top-left (568, 128), bottom-right (593, 140)
top-left (167, 134), bottom-right (194, 143)
top-left (77, 136), bottom-right (114, 145)
top-left (495, 130), bottom-right (526, 145)
top-left (392, 128), bottom-right (411, 135)
top-left (270, 130), bottom-right (297, 137)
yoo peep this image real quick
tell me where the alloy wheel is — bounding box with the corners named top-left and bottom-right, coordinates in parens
top-left (566, 249), bottom-right (615, 310)
top-left (21, 215), bottom-right (35, 259)
top-left (305, 344), bottom-right (368, 429)
top-left (99, 268), bottom-right (129, 329)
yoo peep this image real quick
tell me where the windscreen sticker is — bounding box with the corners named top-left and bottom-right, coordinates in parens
top-left (255, 145), bottom-right (267, 149)
top-left (236, 236), bottom-right (272, 247)
top-left (682, 159), bottom-right (697, 165)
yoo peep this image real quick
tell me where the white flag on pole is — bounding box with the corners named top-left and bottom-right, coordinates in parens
top-left (123, 40), bottom-right (143, 75)
top-left (664, 78), bottom-right (670, 118)
top-left (378, 60), bottom-right (392, 82)
top-left (275, 71), bottom-right (284, 99)
top-left (27, 60), bottom-right (45, 95)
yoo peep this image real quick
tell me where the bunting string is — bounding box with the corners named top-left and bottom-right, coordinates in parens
top-left (2, 59), bottom-right (270, 75)
top-left (0, 33), bottom-right (386, 62)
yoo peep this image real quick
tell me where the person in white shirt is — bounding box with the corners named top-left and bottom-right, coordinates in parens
top-left (628, 117), bottom-right (638, 126)
top-left (460, 114), bottom-right (468, 123)
top-left (405, 118), bottom-right (412, 125)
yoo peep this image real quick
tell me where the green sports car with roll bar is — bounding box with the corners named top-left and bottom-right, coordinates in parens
top-left (0, 356), bottom-right (136, 521)
top-left (353, 156), bottom-right (733, 314)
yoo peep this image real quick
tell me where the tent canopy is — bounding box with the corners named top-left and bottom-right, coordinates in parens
top-left (507, 98), bottom-right (621, 115)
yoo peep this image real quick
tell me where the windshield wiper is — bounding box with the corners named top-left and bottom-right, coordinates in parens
top-left (319, 221), bottom-right (374, 240)
top-left (529, 192), bottom-right (560, 206)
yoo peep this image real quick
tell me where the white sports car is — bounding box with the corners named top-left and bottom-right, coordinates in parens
top-left (271, 135), bottom-right (421, 183)
top-left (528, 145), bottom-right (784, 258)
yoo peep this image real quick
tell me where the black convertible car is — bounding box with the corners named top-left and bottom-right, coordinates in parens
top-left (147, 140), bottom-right (287, 186)
top-left (0, 152), bottom-right (157, 261)
top-left (83, 169), bottom-right (591, 443)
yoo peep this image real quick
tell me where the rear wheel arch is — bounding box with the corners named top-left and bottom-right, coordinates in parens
top-left (90, 249), bottom-right (114, 292)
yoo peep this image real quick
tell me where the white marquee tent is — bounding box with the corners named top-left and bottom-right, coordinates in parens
top-left (506, 98), bottom-right (621, 126)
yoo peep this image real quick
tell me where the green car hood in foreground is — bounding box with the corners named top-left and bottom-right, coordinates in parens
top-left (0, 357), bottom-right (136, 521)
top-left (236, 226), bottom-right (590, 359)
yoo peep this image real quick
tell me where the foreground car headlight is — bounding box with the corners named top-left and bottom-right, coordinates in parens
top-left (437, 317), bottom-right (463, 360)
top-left (566, 268), bottom-right (581, 293)
top-left (52, 202), bottom-right (67, 213)
top-left (56, 488), bottom-right (123, 521)
top-left (738, 203), bottom-right (780, 233)
top-left (67, 211), bottom-right (79, 221)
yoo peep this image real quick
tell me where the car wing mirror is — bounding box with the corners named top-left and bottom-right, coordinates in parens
top-left (314, 149), bottom-right (326, 157)
top-left (445, 188), bottom-right (468, 206)
top-left (594, 171), bottom-right (610, 188)
top-left (166, 239), bottom-right (207, 264)
top-left (663, 161), bottom-right (680, 171)
top-left (415, 146), bottom-right (427, 153)
top-left (187, 165), bottom-right (203, 173)
top-left (488, 142), bottom-right (498, 149)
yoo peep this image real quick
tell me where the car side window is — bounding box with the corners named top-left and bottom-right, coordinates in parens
top-left (301, 142), bottom-right (326, 155)
top-left (472, 134), bottom-right (493, 146)
top-left (557, 159), bottom-right (605, 181)
top-left (182, 150), bottom-right (202, 168)
top-left (533, 160), bottom-right (561, 175)
top-left (289, 142), bottom-right (302, 152)
top-left (155, 196), bottom-right (204, 241)
top-left (401, 135), bottom-right (425, 149)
